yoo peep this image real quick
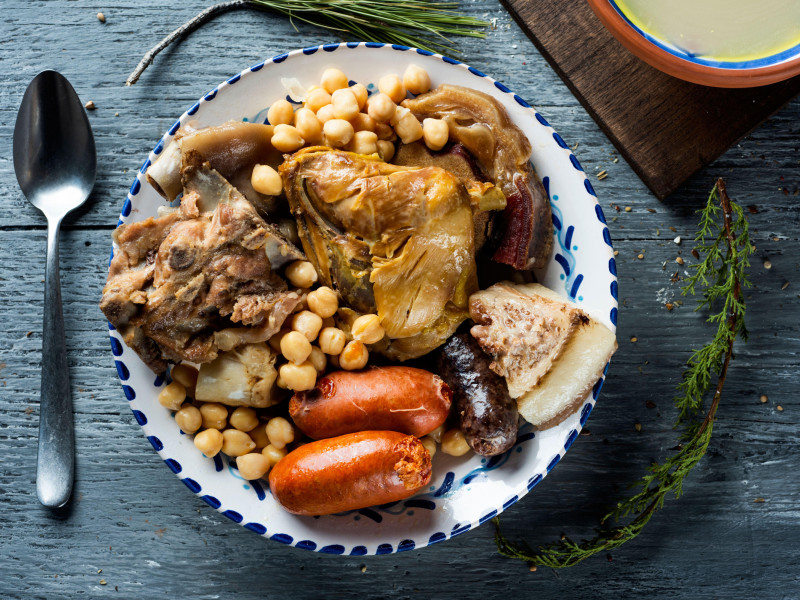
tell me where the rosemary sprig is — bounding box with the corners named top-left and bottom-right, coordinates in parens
top-left (494, 178), bottom-right (753, 570)
top-left (126, 0), bottom-right (489, 85)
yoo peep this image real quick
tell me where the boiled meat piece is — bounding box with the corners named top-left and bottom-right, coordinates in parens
top-left (402, 85), bottom-right (553, 270)
top-left (100, 161), bottom-right (303, 373)
top-left (469, 282), bottom-right (617, 429)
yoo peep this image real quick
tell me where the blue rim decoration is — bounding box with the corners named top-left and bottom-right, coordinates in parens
top-left (607, 0), bottom-right (800, 70)
top-left (109, 42), bottom-right (617, 555)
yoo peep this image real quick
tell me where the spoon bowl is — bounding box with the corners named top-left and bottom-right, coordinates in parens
top-left (13, 70), bottom-right (96, 508)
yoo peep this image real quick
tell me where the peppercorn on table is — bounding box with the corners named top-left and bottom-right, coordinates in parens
top-left (0, 1), bottom-right (799, 597)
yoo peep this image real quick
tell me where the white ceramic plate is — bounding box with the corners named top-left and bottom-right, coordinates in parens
top-left (108, 42), bottom-right (618, 555)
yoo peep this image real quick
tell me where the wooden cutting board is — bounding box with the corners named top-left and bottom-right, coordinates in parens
top-left (500, 0), bottom-right (800, 199)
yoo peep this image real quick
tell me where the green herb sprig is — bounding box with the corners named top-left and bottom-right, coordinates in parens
top-left (494, 178), bottom-right (753, 570)
top-left (126, 0), bottom-right (488, 85)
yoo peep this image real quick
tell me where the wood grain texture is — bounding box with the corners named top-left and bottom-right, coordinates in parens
top-left (1, 1), bottom-right (799, 598)
top-left (500, 0), bottom-right (800, 199)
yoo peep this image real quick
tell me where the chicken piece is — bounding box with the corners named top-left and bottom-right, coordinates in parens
top-left (469, 282), bottom-right (617, 429)
top-left (100, 162), bottom-right (303, 373)
top-left (403, 85), bottom-right (553, 270)
top-left (281, 147), bottom-right (478, 360)
top-left (392, 141), bottom-right (506, 251)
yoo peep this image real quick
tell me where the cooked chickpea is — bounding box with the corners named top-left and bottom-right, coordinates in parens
top-left (267, 98), bottom-right (294, 125)
top-left (403, 64), bottom-right (431, 95)
top-left (375, 122), bottom-right (397, 141)
top-left (323, 118), bottom-right (354, 148)
top-left (236, 452), bottom-right (271, 480)
top-left (347, 130), bottom-right (378, 155)
top-left (194, 428), bottom-right (223, 457)
top-left (315, 103), bottom-right (336, 123)
top-left (158, 381), bottom-right (186, 411)
top-left (350, 112), bottom-right (376, 133)
top-left (229, 407), bottom-right (259, 432)
top-left (428, 424), bottom-right (446, 444)
top-left (422, 118), bottom-right (449, 151)
top-left (441, 428), bottom-right (471, 456)
top-left (199, 402), bottom-right (228, 430)
top-left (305, 87), bottom-right (332, 113)
top-left (331, 88), bottom-right (360, 121)
top-left (262, 443), bottom-right (288, 466)
top-left (307, 286), bottom-right (338, 318)
top-left (308, 346), bottom-right (327, 373)
top-left (293, 107), bottom-right (323, 144)
top-left (271, 124), bottom-right (305, 152)
top-left (318, 327), bottom-right (347, 355)
top-left (339, 340), bottom-right (369, 370)
top-left (171, 363), bottom-right (198, 390)
top-left (268, 328), bottom-right (291, 353)
top-left (420, 436), bottom-right (437, 458)
top-left (292, 310), bottom-right (323, 342)
top-left (276, 373), bottom-right (288, 389)
top-left (279, 361), bottom-right (317, 391)
top-left (221, 428), bottom-right (256, 457)
top-left (394, 112), bottom-right (423, 144)
top-left (266, 417), bottom-right (295, 449)
top-left (349, 83), bottom-right (368, 108)
top-left (175, 404), bottom-right (202, 434)
top-left (280, 330), bottom-right (313, 364)
top-left (378, 74), bottom-right (406, 103)
top-left (367, 92), bottom-right (396, 123)
top-left (351, 313), bottom-right (385, 344)
top-left (249, 423), bottom-right (269, 449)
top-left (321, 67), bottom-right (349, 93)
top-left (250, 164), bottom-right (283, 196)
top-left (377, 140), bottom-right (395, 162)
top-left (285, 260), bottom-right (318, 288)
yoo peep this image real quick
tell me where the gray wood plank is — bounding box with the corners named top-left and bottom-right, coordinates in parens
top-left (1, 1), bottom-right (799, 598)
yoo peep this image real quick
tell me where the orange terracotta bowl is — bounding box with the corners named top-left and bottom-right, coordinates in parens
top-left (586, 0), bottom-right (800, 88)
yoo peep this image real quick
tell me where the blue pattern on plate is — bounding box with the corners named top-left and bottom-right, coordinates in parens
top-left (112, 42), bottom-right (618, 555)
top-left (122, 385), bottom-right (135, 401)
top-left (183, 478), bottom-right (201, 493)
top-left (164, 458), bottom-right (181, 473)
top-left (296, 540), bottom-right (317, 551)
top-left (564, 429), bottom-right (579, 451)
top-left (428, 532), bottom-right (447, 545)
top-left (147, 436), bottom-right (163, 451)
top-left (201, 495), bottom-right (221, 509)
top-left (223, 510), bottom-right (243, 523)
top-left (397, 539), bottom-right (416, 552)
top-left (271, 533), bottom-right (293, 544)
top-left (245, 522), bottom-right (267, 535)
top-left (479, 510), bottom-right (498, 524)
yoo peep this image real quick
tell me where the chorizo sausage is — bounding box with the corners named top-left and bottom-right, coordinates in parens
top-left (268, 431), bottom-right (432, 516)
top-left (438, 333), bottom-right (519, 456)
top-left (288, 367), bottom-right (451, 439)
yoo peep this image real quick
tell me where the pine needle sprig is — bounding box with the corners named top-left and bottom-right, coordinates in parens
top-left (494, 178), bottom-right (753, 570)
top-left (126, 0), bottom-right (489, 85)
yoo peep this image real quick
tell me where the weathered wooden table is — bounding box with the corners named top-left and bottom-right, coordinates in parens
top-left (1, 1), bottom-right (798, 597)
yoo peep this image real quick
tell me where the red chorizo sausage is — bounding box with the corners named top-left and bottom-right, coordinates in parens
top-left (288, 366), bottom-right (452, 439)
top-left (268, 431), bottom-right (432, 516)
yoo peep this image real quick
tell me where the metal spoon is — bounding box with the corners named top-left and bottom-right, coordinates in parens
top-left (13, 71), bottom-right (96, 508)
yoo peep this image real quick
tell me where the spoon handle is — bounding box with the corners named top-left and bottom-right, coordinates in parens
top-left (36, 217), bottom-right (75, 508)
